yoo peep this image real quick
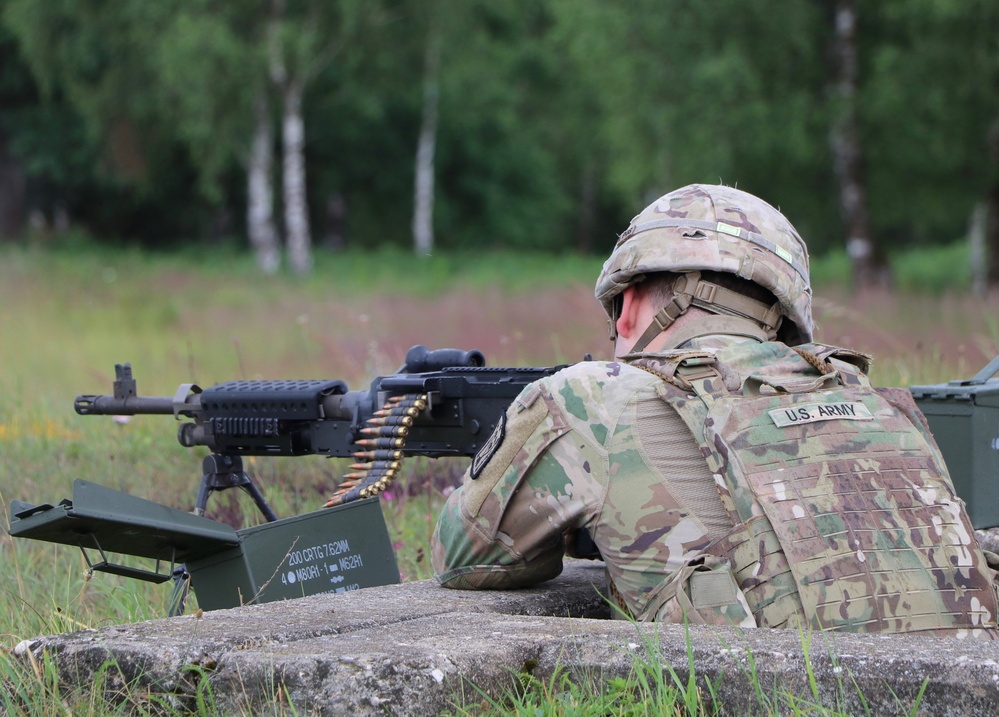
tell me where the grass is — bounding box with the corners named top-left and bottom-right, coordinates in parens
top-left (0, 242), bottom-right (993, 715)
top-left (1, 647), bottom-right (216, 716)
top-left (445, 621), bottom-right (927, 717)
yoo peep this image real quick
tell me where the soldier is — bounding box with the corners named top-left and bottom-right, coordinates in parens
top-left (431, 184), bottom-right (999, 637)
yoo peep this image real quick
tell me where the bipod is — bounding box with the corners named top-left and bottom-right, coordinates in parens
top-left (195, 453), bottom-right (279, 522)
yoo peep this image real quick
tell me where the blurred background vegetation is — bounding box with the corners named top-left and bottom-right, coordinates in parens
top-left (0, 0), bottom-right (997, 286)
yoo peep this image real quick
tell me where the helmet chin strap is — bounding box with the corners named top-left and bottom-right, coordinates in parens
top-left (629, 271), bottom-right (782, 353)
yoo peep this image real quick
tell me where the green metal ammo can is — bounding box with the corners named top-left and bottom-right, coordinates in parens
top-left (909, 355), bottom-right (999, 530)
top-left (188, 497), bottom-right (400, 611)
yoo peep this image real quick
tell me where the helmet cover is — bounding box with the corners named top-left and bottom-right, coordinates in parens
top-left (595, 184), bottom-right (813, 345)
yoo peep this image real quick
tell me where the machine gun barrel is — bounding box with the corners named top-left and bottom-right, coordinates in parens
top-left (74, 394), bottom-right (181, 415)
top-left (74, 362), bottom-right (203, 418)
top-left (73, 395), bottom-right (197, 416)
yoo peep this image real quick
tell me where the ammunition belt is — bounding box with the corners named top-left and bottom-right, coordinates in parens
top-left (324, 393), bottom-right (428, 507)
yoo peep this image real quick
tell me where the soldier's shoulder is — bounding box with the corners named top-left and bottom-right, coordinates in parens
top-left (536, 359), bottom-right (659, 421)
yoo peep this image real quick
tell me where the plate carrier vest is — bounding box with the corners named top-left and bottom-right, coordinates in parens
top-left (631, 342), bottom-right (999, 638)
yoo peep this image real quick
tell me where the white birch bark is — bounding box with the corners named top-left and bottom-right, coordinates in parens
top-left (247, 93), bottom-right (280, 274)
top-left (412, 29), bottom-right (440, 257)
top-left (268, 0), bottom-right (312, 274)
top-left (282, 81), bottom-right (312, 274)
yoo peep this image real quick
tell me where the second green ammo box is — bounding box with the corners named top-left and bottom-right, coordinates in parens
top-left (909, 355), bottom-right (999, 530)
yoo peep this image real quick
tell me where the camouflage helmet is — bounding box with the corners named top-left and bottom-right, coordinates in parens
top-left (594, 184), bottom-right (813, 346)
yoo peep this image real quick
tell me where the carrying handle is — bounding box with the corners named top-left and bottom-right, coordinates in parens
top-left (743, 370), bottom-right (840, 395)
top-left (970, 355), bottom-right (999, 385)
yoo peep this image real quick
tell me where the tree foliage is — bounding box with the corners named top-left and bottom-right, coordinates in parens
top-left (0, 0), bottom-right (996, 268)
top-left (862, 0), bottom-right (999, 242)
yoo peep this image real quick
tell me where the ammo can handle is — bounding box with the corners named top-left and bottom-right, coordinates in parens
top-left (970, 354), bottom-right (999, 385)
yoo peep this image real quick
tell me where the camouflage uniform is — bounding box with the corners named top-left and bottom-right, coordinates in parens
top-left (431, 344), bottom-right (733, 616)
top-left (432, 337), bottom-right (999, 636)
top-left (432, 184), bottom-right (999, 637)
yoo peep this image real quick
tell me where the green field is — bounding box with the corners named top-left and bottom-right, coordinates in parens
top-left (1, 244), bottom-right (996, 713)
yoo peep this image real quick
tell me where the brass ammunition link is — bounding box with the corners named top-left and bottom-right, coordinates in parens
top-left (324, 392), bottom-right (428, 507)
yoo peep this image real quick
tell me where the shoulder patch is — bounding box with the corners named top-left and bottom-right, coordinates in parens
top-left (470, 411), bottom-right (506, 480)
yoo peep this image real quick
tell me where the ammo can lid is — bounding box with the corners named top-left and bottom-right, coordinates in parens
top-left (909, 355), bottom-right (999, 404)
top-left (8, 479), bottom-right (238, 562)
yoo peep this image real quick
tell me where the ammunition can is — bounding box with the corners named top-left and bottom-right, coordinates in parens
top-left (910, 356), bottom-right (999, 529)
top-left (187, 497), bottom-right (400, 610)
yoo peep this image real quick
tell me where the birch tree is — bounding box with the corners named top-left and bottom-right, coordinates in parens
top-left (150, 2), bottom-right (283, 267)
top-left (160, 0), bottom-right (373, 273)
top-left (247, 92), bottom-right (280, 273)
top-left (412, 4), bottom-right (441, 256)
top-left (267, 0), bottom-right (310, 273)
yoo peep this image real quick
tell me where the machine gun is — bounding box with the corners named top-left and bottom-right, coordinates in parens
top-left (74, 344), bottom-right (566, 513)
top-left (9, 346), bottom-right (569, 612)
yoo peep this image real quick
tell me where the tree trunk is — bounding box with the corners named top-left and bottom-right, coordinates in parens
top-left (0, 131), bottom-right (27, 240)
top-left (986, 115), bottom-right (999, 287)
top-left (247, 94), bottom-right (281, 274)
top-left (412, 24), bottom-right (440, 257)
top-left (829, 0), bottom-right (884, 287)
top-left (970, 203), bottom-right (987, 297)
top-left (576, 161), bottom-right (597, 254)
top-left (267, 0), bottom-right (312, 274)
top-left (282, 81), bottom-right (312, 274)
top-left (324, 191), bottom-right (347, 250)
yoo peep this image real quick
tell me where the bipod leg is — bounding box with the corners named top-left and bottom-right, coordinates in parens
top-left (195, 453), bottom-right (279, 522)
top-left (238, 480), bottom-right (279, 523)
top-left (168, 565), bottom-right (191, 617)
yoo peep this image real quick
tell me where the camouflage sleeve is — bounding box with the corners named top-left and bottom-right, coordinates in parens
top-left (431, 377), bottom-right (598, 590)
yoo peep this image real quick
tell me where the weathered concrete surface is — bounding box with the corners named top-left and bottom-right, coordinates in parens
top-left (8, 560), bottom-right (999, 715)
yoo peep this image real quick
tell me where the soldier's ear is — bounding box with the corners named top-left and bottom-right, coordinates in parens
top-left (616, 285), bottom-right (642, 340)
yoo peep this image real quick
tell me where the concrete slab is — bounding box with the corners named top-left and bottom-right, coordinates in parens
top-left (7, 561), bottom-right (999, 715)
